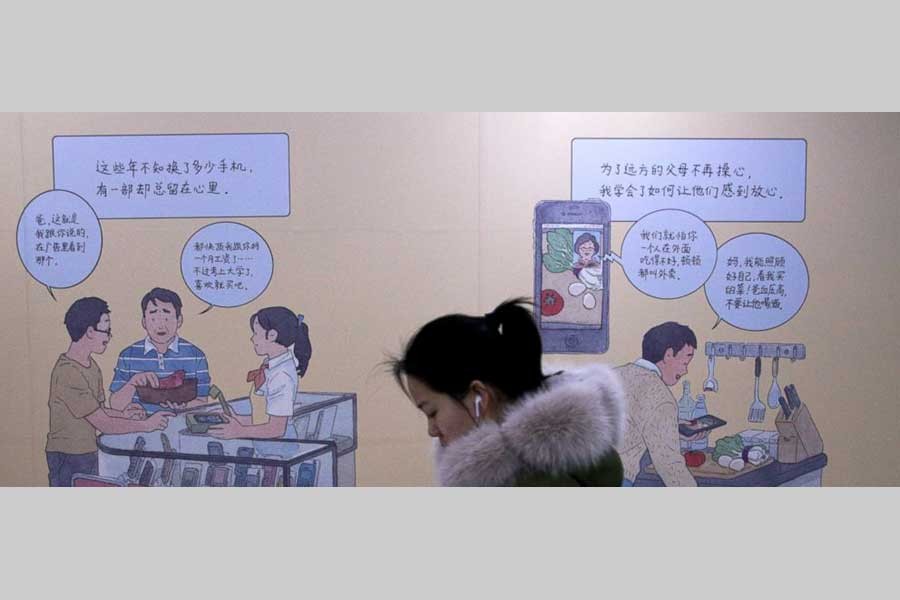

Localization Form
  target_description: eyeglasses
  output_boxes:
[93,327,112,338]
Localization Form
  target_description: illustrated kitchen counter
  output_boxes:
[632,450,828,487]
[97,391,357,487]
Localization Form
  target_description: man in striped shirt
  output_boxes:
[109,287,210,414]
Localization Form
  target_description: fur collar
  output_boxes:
[435,364,626,486]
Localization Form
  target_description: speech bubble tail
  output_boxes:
[199,304,214,315]
[46,286,57,302]
[712,317,722,330]
[603,251,624,266]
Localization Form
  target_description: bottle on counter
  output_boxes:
[677,380,695,452]
[691,393,708,451]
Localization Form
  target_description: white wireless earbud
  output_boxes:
[474,394,483,419]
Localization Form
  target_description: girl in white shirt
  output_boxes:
[210,307,311,439]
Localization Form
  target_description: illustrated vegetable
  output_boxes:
[728,457,745,471]
[684,451,706,468]
[157,370,186,389]
[543,228,574,273]
[712,435,745,462]
[742,445,768,465]
[540,289,564,316]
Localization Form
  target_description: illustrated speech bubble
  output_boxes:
[181,222,274,313]
[16,189,103,299]
[705,233,809,331]
[606,209,718,299]
[53,133,290,219]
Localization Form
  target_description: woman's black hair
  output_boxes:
[390,298,545,403]
[251,306,312,377]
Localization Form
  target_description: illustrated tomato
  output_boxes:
[540,289,564,316]
[684,451,706,468]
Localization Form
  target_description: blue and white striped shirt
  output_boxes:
[110,336,211,413]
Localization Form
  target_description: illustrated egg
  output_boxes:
[568,282,587,296]
[582,292,597,309]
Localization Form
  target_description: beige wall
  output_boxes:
[1,113,898,485]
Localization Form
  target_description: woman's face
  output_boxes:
[577,241,596,261]
[250,318,277,356]
[407,376,476,447]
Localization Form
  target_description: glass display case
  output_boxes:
[95,390,357,487]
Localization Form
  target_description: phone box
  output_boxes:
[738,429,779,458]
[775,404,823,463]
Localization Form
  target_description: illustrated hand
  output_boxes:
[129,372,159,388]
[144,411,174,431]
[678,420,710,442]
[208,415,244,440]
[123,403,147,420]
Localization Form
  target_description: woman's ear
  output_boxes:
[468,381,495,419]
[267,329,278,343]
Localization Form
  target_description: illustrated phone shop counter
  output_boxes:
[97,391,358,487]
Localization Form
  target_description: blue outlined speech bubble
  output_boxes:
[572,138,807,222]
[53,133,290,219]
[606,209,718,299]
[181,222,274,312]
[16,189,103,298]
[705,233,809,331]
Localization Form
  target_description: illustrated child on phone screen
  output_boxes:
[209,307,311,440]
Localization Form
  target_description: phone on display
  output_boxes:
[160,433,176,486]
[261,464,278,487]
[233,447,254,487]
[534,200,611,353]
[138,461,155,486]
[206,441,224,456]
[296,461,318,487]
[180,463,203,487]
[127,436,146,480]
[245,472,260,487]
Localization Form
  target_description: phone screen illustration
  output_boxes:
[539,224,606,327]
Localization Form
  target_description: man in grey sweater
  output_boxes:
[615,322,699,486]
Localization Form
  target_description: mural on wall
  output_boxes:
[533,137,826,486]
[17,133,358,487]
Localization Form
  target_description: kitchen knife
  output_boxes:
[778,396,792,419]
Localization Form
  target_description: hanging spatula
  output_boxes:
[748,356,765,423]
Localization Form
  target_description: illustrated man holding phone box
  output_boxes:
[615,322,704,487]
[46,297,172,486]
[108,287,210,414]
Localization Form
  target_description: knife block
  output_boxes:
[775,403,824,463]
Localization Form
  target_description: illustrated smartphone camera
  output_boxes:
[534,200,611,353]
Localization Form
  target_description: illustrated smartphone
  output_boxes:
[160,433,176,486]
[534,200,611,353]
[261,464,278,487]
[210,384,234,418]
[678,414,727,437]
[205,441,230,486]
[180,463,203,487]
[233,447,254,487]
[186,412,227,434]
[138,461,155,486]
[315,407,338,440]
[126,436,146,481]
[296,461,318,487]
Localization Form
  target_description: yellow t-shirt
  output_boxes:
[45,354,105,454]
